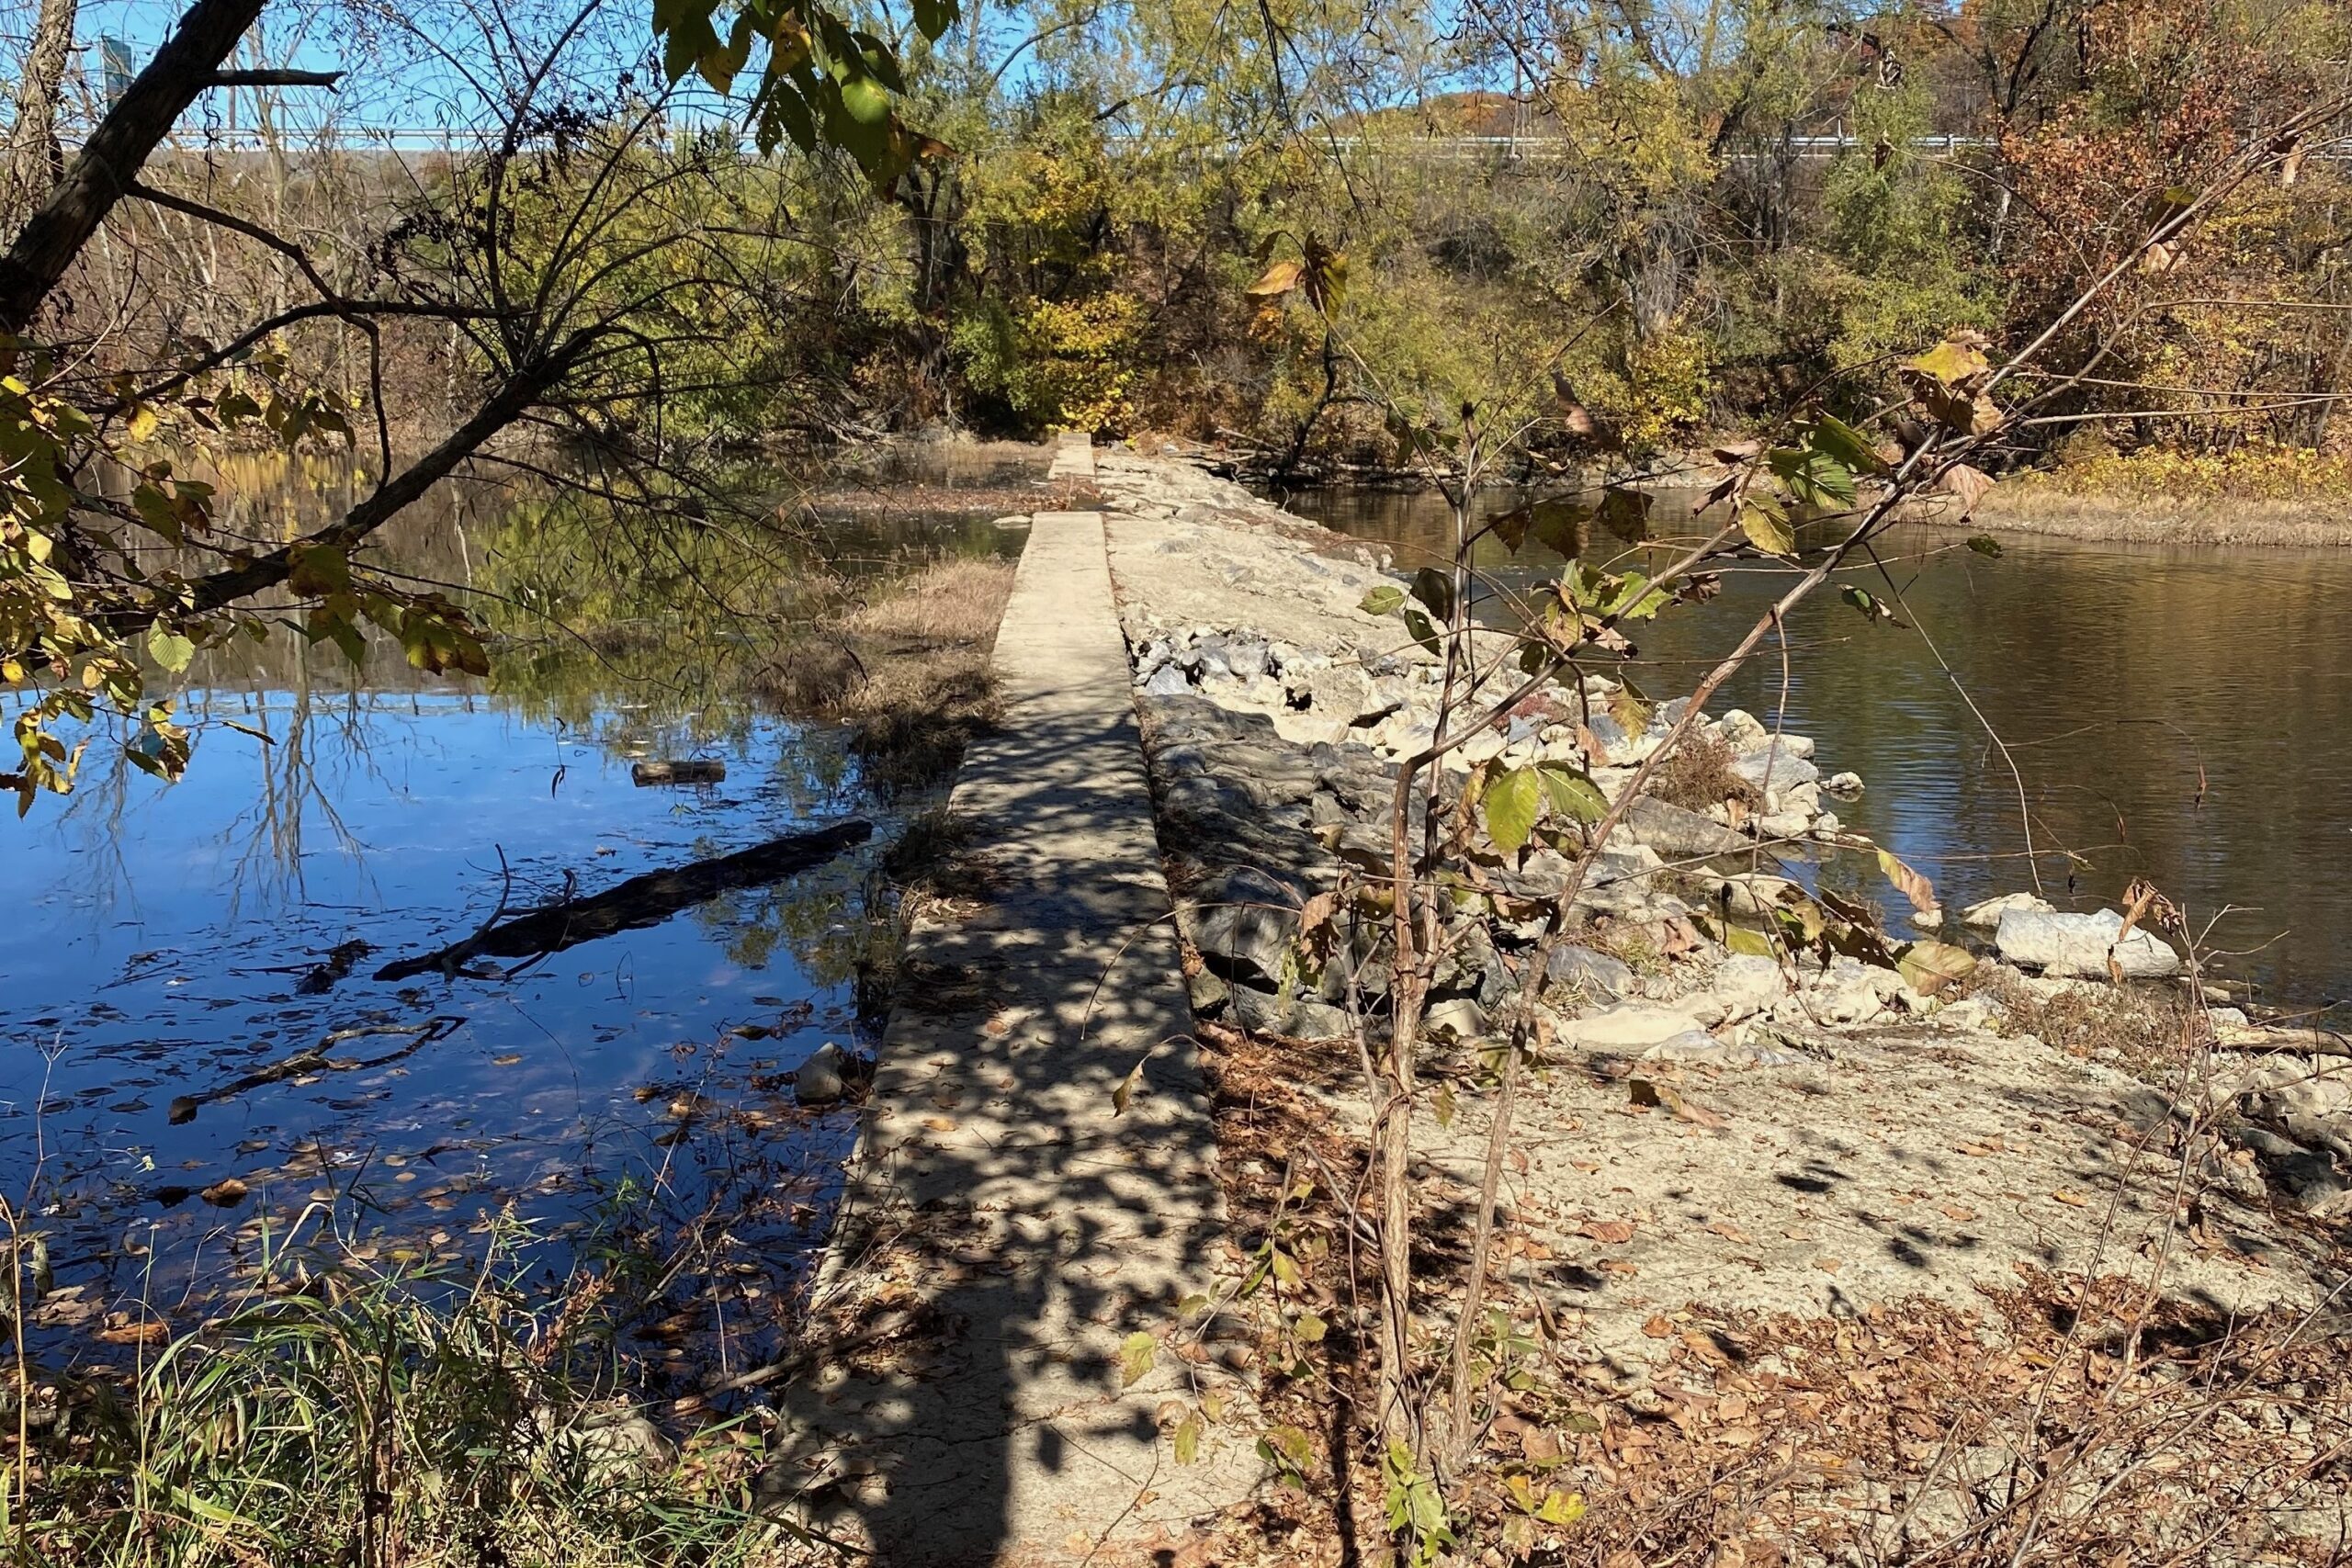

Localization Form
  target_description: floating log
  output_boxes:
[633,759,727,786]
[374,819,873,981]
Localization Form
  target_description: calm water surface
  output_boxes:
[1283,485,2352,1010]
[2,448,1036,1364]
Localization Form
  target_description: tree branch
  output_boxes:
[207,68,343,89]
[0,0,270,334]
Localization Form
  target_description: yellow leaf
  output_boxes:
[1738,502,1792,556]
[1119,1330,1157,1388]
[1246,259,1304,297]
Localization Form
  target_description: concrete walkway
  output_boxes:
[779,506,1256,1564]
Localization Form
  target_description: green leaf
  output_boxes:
[1966,534,2004,558]
[1487,502,1530,553]
[1118,1330,1157,1388]
[1483,766,1542,854]
[911,0,959,39]
[696,11,753,94]
[1841,584,1897,624]
[1600,570,1669,621]
[131,482,184,545]
[1597,486,1652,541]
[1805,412,1886,476]
[1738,500,1793,556]
[836,71,891,127]
[1401,605,1442,656]
[1294,1312,1328,1343]
[145,621,195,674]
[1536,762,1608,824]
[1409,566,1453,623]
[1358,584,1406,616]
[1525,497,1589,558]
[1723,923,1775,958]
[1769,444,1859,508]
[1534,1490,1587,1526]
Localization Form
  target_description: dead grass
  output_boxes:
[1952,486,2352,547]
[1965,964,2197,1079]
[1187,1006,2352,1568]
[756,557,1016,794]
[1649,730,1762,815]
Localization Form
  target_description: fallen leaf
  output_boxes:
[1703,1220,1751,1242]
[2051,1190,2089,1208]
[1642,1314,1673,1338]
[1813,1257,1843,1274]
[199,1179,249,1207]
[1582,1218,1636,1245]
[97,1317,171,1346]
[1119,1330,1157,1388]
[1939,1203,1977,1223]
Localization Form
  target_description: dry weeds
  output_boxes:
[1955,487,2352,547]
[757,557,1016,793]
[1188,1009,2352,1568]
[1649,730,1762,815]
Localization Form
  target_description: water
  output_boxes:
[1283,485,2352,1010]
[1,448,1038,1370]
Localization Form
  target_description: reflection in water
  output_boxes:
[1283,484,2352,1010]
[1,448,1035,1372]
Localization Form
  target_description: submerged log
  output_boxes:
[374,819,873,981]
[633,759,728,785]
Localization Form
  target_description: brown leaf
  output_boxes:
[1642,1314,1674,1338]
[1582,1218,1636,1245]
[1876,850,1939,919]
[1813,1257,1843,1274]
[97,1317,171,1346]
[1939,1203,1977,1223]
[199,1178,250,1207]
[1937,462,1996,518]
[2051,1190,2089,1208]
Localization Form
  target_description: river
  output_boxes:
[1282,484,2352,1014]
[0,446,1040,1371]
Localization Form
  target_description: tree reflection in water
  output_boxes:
[0,447,1030,1376]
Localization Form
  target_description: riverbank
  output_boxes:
[1964,483,2352,546]
[1072,449,2352,1563]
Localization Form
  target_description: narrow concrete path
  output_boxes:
[782,511,1254,1565]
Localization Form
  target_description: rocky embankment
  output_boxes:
[1071,452,2352,1322]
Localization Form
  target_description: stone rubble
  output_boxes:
[1095,450,2352,1234]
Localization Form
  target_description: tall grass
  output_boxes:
[6,1214,818,1568]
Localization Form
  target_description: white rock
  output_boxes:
[1824,772,1864,795]
[1710,954,1789,1021]
[1995,908,2181,979]
[794,1043,847,1105]
[1557,1003,1709,1050]
[1961,891,2056,930]
[1937,996,2003,1032]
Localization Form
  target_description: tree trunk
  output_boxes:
[4,0,80,231]
[0,0,269,335]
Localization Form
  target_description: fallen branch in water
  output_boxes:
[373,820,875,982]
